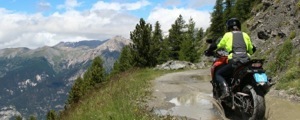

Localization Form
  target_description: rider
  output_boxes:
[206,18,254,99]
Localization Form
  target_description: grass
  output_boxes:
[297,1,300,9]
[251,2,263,13]
[289,30,296,40]
[59,68,172,120]
[266,39,293,75]
[275,52,300,95]
[276,67,300,95]
[241,22,250,34]
[263,32,300,95]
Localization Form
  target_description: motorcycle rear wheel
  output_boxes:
[241,85,266,120]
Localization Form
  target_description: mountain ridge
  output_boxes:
[0,36,131,119]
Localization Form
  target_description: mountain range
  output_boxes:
[0,36,131,119]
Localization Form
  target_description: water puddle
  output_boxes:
[154,92,224,120]
[150,69,300,120]
[265,96,300,120]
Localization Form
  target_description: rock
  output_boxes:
[278,31,286,38]
[262,0,272,7]
[169,61,186,70]
[262,0,272,11]
[155,60,202,70]
[257,31,270,40]
[270,30,286,38]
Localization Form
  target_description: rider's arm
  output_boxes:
[208,42,217,51]
[217,32,231,51]
[243,33,254,55]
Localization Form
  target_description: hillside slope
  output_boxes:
[247,0,300,94]
[199,0,300,96]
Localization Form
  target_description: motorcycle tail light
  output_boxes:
[252,63,262,68]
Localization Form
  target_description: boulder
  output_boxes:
[257,31,270,40]
[155,60,203,70]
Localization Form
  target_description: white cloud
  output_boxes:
[0,7,138,49]
[57,0,82,10]
[147,7,211,35]
[91,0,150,11]
[0,0,213,49]
[124,0,151,10]
[37,1,51,11]
[163,0,215,8]
[163,0,181,7]
[187,0,215,8]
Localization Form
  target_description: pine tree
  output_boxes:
[157,38,170,64]
[130,18,152,67]
[117,46,134,72]
[209,0,224,39]
[196,27,206,56]
[223,0,235,28]
[67,57,106,104]
[179,37,192,61]
[83,56,106,88]
[151,21,164,65]
[67,77,84,104]
[15,116,22,120]
[233,0,252,23]
[29,115,37,120]
[46,110,57,120]
[196,28,204,42]
[112,60,120,74]
[168,15,186,60]
[90,56,106,84]
[179,18,198,62]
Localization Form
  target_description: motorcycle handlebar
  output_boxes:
[205,50,228,58]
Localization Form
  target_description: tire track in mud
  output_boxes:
[147,69,227,120]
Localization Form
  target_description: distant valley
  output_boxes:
[0,36,131,119]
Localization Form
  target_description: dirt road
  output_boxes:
[147,69,225,120]
[147,69,300,120]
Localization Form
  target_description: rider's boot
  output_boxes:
[219,82,229,99]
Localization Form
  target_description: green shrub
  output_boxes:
[241,22,250,34]
[277,67,300,95]
[280,67,300,82]
[289,30,296,40]
[253,3,263,12]
[297,1,300,9]
[274,39,293,72]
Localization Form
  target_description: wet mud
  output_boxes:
[147,69,300,120]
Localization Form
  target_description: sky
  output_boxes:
[0,0,215,49]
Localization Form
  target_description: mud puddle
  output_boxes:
[265,96,300,120]
[148,69,300,120]
[147,69,225,120]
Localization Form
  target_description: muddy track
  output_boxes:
[147,69,225,120]
[147,69,300,120]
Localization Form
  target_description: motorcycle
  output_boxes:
[205,39,275,120]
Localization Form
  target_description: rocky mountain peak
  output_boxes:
[0,47,30,58]
[96,35,132,52]
[55,40,106,48]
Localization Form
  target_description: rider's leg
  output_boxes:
[215,62,234,99]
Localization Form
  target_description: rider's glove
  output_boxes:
[204,50,213,56]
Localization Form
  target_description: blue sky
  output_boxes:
[0,0,215,49]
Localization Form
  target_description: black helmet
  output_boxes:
[226,18,241,31]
